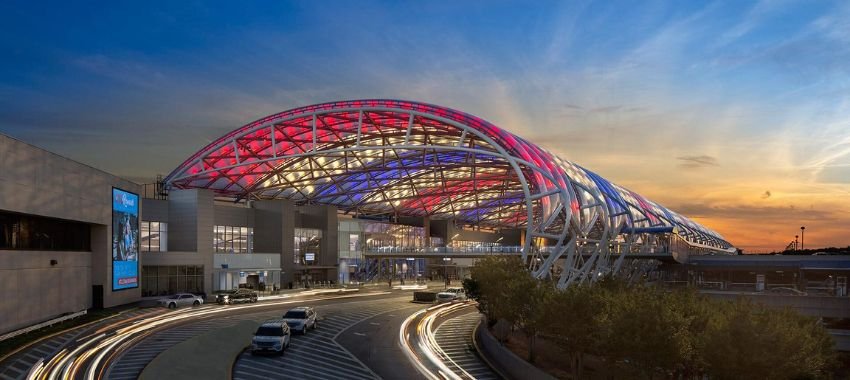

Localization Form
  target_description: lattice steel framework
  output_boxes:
[165,100,734,288]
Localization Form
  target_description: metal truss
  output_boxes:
[165,100,735,288]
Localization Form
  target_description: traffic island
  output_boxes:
[139,320,257,380]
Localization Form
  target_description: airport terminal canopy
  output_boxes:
[166,99,734,287]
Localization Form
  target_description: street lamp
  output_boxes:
[795,235,799,251]
[800,226,805,251]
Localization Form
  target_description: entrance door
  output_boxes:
[246,274,260,290]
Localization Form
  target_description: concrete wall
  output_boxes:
[213,253,280,270]
[0,134,137,224]
[164,189,214,295]
[214,202,253,227]
[0,250,91,334]
[141,198,169,222]
[0,134,142,329]
[253,199,296,284]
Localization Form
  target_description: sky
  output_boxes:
[1,1,849,252]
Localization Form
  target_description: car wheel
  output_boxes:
[302,326,307,335]
[312,321,317,330]
[193,300,200,306]
[252,297,257,303]
[168,303,176,309]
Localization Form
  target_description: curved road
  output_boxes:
[1,290,499,380]
[1,289,397,380]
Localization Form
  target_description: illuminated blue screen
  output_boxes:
[112,188,139,291]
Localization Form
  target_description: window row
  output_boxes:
[214,225,253,253]
[141,265,205,297]
[0,210,91,251]
[141,221,168,252]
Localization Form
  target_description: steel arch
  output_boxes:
[165,99,734,288]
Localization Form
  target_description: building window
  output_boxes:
[294,228,321,265]
[141,265,204,297]
[0,210,90,251]
[214,225,253,253]
[141,221,168,252]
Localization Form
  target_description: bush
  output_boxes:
[469,257,838,379]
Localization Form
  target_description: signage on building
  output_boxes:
[305,253,316,262]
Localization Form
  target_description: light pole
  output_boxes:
[795,235,799,251]
[800,226,805,251]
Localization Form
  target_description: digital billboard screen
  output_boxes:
[112,188,139,291]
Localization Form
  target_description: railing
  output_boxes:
[365,246,540,254]
[0,310,87,343]
[364,245,673,257]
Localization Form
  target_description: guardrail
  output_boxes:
[0,310,87,343]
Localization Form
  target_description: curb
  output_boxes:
[229,345,251,380]
[471,315,511,380]
[0,308,137,365]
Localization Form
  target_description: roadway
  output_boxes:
[0,288,499,380]
[399,302,498,380]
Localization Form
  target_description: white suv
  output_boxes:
[251,320,291,355]
[436,288,467,303]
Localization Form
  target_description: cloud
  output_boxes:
[676,155,719,169]
[674,203,837,221]
[760,190,771,199]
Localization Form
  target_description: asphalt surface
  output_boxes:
[399,302,501,380]
[1,287,499,380]
[233,295,425,380]
[433,312,498,380]
[0,288,399,380]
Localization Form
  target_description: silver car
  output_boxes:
[282,307,318,335]
[251,320,291,355]
[158,293,204,309]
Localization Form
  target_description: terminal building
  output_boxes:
[2,99,740,334]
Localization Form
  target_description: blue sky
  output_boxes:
[1,1,849,250]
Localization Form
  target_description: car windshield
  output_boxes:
[283,310,307,319]
[255,326,284,337]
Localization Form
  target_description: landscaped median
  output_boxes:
[473,315,555,380]
[139,320,258,380]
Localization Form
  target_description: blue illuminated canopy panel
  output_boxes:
[165,99,734,285]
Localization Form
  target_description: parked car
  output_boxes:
[766,287,807,296]
[158,293,204,309]
[251,319,291,355]
[435,288,467,303]
[215,289,259,305]
[282,306,318,335]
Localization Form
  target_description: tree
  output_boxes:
[702,299,837,380]
[541,283,606,379]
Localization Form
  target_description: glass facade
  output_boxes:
[449,240,502,249]
[141,221,168,252]
[141,265,204,297]
[294,228,322,265]
[214,225,253,253]
[0,210,90,251]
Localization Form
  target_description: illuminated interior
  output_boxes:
[166,99,734,287]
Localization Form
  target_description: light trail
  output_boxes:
[22,290,391,380]
[399,302,478,380]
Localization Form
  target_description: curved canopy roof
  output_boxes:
[165,99,733,254]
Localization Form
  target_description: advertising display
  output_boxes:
[112,188,139,290]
